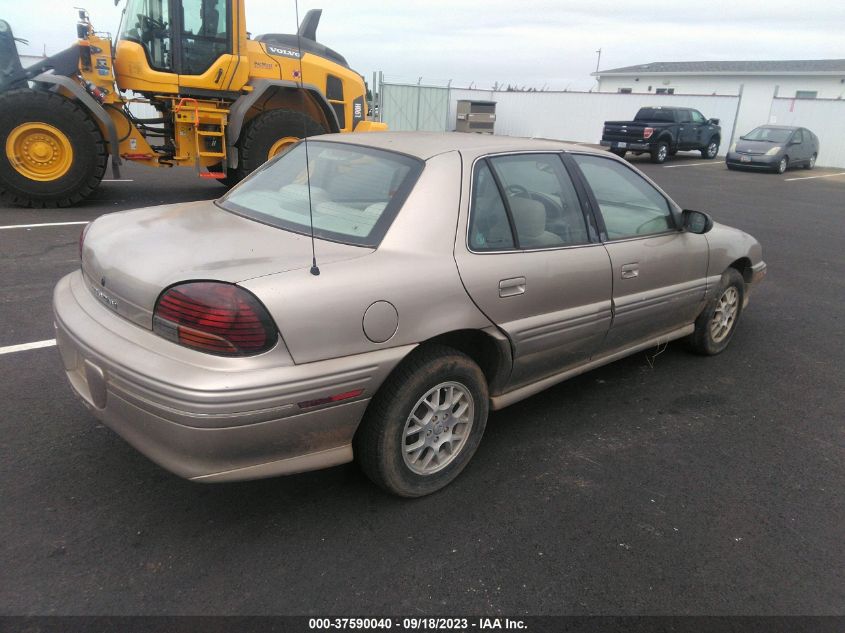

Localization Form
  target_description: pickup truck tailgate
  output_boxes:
[603,122,649,142]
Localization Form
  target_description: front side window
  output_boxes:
[572,154,674,239]
[120,0,172,70]
[180,0,230,75]
[219,142,423,247]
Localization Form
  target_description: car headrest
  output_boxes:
[510,197,547,238]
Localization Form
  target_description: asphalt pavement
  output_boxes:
[1,153,843,615]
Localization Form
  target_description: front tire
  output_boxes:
[0,89,107,208]
[238,109,326,178]
[354,345,489,497]
[701,137,719,159]
[775,156,788,174]
[689,268,745,356]
[650,141,669,164]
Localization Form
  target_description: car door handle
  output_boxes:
[620,263,639,279]
[499,277,526,297]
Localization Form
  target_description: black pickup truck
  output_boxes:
[601,106,722,164]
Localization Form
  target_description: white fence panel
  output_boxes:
[445,89,740,156]
[768,98,845,168]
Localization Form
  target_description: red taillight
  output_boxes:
[153,282,278,356]
[643,127,654,139]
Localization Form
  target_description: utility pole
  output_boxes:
[595,48,602,90]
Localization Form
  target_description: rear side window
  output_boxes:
[468,154,590,251]
[219,141,423,247]
[572,154,674,239]
[488,155,589,248]
[469,162,515,251]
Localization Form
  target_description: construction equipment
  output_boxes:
[0,2,385,207]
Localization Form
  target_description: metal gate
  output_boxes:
[379,83,449,132]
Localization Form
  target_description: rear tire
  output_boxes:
[238,109,326,178]
[354,344,489,497]
[689,268,745,356]
[701,137,719,159]
[650,141,669,164]
[0,89,107,208]
[804,153,816,170]
[610,148,626,158]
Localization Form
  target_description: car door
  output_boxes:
[454,153,613,389]
[788,129,806,165]
[688,109,709,147]
[569,153,709,353]
[676,109,696,149]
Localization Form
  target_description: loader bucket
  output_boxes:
[0,20,25,92]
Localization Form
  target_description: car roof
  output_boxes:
[755,125,799,130]
[312,131,592,160]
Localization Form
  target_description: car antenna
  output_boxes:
[294,0,320,276]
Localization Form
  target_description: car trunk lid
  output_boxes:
[80,200,371,329]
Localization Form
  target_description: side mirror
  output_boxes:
[789,139,801,145]
[683,209,713,234]
[708,118,720,125]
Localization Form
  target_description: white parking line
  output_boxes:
[0,221,89,230]
[663,162,724,169]
[784,172,845,182]
[0,339,56,355]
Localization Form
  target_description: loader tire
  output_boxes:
[0,89,107,208]
[238,109,325,177]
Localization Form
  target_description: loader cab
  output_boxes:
[116,0,235,89]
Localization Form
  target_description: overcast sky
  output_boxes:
[6,0,844,90]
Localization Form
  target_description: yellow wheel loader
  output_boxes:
[0,1,385,208]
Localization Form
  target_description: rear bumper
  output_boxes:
[53,271,413,482]
[601,140,651,151]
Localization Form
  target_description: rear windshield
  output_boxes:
[634,108,676,123]
[218,141,423,247]
[742,127,793,143]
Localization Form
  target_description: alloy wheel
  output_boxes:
[710,286,739,343]
[402,381,475,475]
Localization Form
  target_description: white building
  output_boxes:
[593,59,845,140]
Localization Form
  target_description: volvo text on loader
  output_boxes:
[0,1,385,207]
